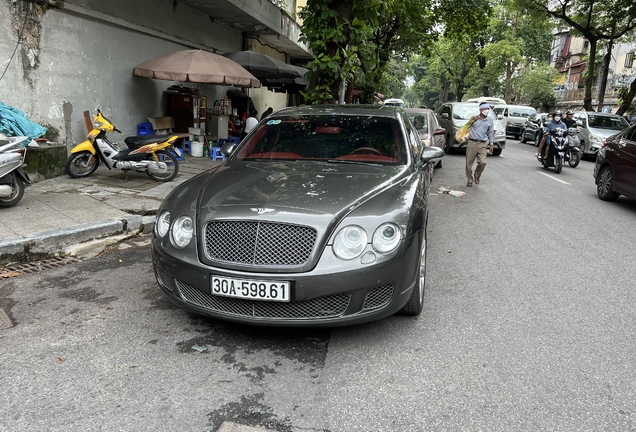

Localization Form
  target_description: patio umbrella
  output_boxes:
[261,65,309,93]
[133,49,261,88]
[222,51,301,80]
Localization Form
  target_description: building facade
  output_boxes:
[0,0,311,148]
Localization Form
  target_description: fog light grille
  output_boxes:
[362,284,394,311]
[154,265,174,292]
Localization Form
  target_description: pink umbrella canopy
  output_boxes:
[133,49,261,88]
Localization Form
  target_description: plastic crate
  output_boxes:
[137,122,153,136]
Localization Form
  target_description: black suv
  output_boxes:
[520,113,550,146]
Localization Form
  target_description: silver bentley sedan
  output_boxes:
[151,104,444,326]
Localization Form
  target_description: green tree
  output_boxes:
[516,63,559,111]
[524,0,636,111]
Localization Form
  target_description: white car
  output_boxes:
[383,98,405,108]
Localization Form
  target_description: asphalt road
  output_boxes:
[1,139,635,432]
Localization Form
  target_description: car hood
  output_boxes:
[195,161,406,224]
[587,126,626,138]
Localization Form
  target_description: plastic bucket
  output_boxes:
[190,141,203,157]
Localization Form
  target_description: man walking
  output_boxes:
[465,103,494,187]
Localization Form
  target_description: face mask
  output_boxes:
[481,110,490,116]
[554,116,561,122]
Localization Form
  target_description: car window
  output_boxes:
[402,112,422,159]
[453,106,478,120]
[235,115,406,164]
[587,115,629,131]
[622,126,636,142]
[493,107,504,116]
[509,108,535,118]
[407,113,429,134]
[528,113,536,122]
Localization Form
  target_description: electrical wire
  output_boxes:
[0,12,28,83]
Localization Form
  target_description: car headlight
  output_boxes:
[589,133,602,144]
[495,129,505,137]
[156,211,170,238]
[372,223,401,253]
[170,215,194,248]
[333,225,367,260]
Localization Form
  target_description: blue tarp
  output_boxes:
[0,101,47,140]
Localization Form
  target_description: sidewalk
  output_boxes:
[0,153,222,262]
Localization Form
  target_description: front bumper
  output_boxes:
[151,233,421,327]
[506,123,523,135]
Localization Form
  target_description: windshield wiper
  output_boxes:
[325,159,382,166]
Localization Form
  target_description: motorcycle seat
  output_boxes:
[124,134,172,149]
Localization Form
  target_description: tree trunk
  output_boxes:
[597,32,614,112]
[583,39,597,111]
[616,78,636,116]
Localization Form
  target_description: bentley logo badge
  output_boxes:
[250,208,275,215]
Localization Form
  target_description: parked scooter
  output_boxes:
[537,127,575,174]
[65,110,179,182]
[565,128,582,168]
[0,135,37,207]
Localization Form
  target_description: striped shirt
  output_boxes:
[469,115,494,145]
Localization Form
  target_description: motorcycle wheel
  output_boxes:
[534,133,541,147]
[146,150,179,182]
[554,155,563,174]
[0,173,24,208]
[66,151,99,178]
[568,150,581,168]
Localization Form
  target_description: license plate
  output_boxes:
[210,275,290,302]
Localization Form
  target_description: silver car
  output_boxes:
[151,104,444,327]
[573,111,630,158]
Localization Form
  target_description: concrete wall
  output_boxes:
[0,0,249,149]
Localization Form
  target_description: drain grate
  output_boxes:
[0,256,83,278]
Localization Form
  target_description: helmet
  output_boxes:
[566,110,574,115]
[553,110,563,116]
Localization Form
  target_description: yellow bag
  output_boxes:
[455,117,476,143]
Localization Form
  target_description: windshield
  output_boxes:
[509,108,535,118]
[453,105,498,121]
[407,113,429,134]
[235,115,406,164]
[588,115,629,131]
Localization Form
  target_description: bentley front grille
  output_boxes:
[175,279,350,320]
[204,221,317,266]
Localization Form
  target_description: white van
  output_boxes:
[492,104,536,140]
[383,98,405,108]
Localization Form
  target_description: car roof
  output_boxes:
[577,111,624,117]
[384,98,404,104]
[493,104,536,109]
[404,108,433,114]
[272,104,403,119]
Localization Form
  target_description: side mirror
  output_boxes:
[434,127,446,136]
[441,113,449,119]
[576,120,583,127]
[497,115,504,120]
[221,142,237,157]
[420,146,444,163]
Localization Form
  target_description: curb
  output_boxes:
[0,215,156,260]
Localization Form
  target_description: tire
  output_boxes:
[534,133,541,147]
[435,158,443,169]
[445,134,454,154]
[514,134,520,140]
[146,150,179,182]
[554,155,563,174]
[568,150,581,168]
[0,173,25,208]
[596,165,620,201]
[520,130,527,143]
[66,151,99,178]
[492,148,502,156]
[401,229,427,316]
[579,141,586,160]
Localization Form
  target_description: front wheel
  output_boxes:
[520,130,527,143]
[66,151,99,178]
[401,229,427,316]
[445,135,455,154]
[146,150,179,182]
[0,173,25,208]
[534,133,541,147]
[568,150,581,168]
[554,155,563,174]
[597,166,620,201]
[492,148,502,156]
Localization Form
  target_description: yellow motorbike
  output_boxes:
[65,110,179,182]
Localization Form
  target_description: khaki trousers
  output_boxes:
[465,139,488,181]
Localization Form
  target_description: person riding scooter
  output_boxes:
[536,110,567,160]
